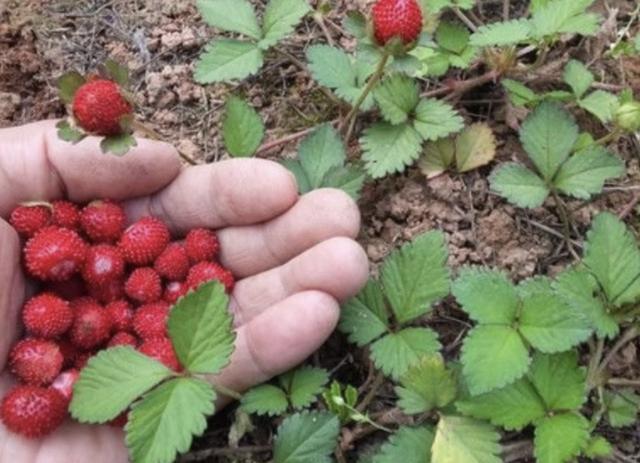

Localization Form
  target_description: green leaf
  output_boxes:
[520,102,578,181]
[282,160,311,194]
[194,40,263,83]
[344,11,368,41]
[452,267,518,324]
[531,0,600,39]
[70,347,173,423]
[260,0,311,49]
[340,279,390,346]
[241,384,289,416]
[418,137,455,178]
[579,90,619,123]
[168,281,235,374]
[283,366,329,410]
[222,96,264,157]
[374,75,420,125]
[56,119,86,144]
[372,426,434,463]
[298,124,346,189]
[100,133,137,156]
[436,21,470,54]
[126,377,215,463]
[413,98,464,141]
[534,412,590,463]
[431,415,502,463]
[461,325,530,395]
[306,45,355,90]
[563,60,593,98]
[382,231,450,323]
[470,19,532,47]
[361,122,423,179]
[456,378,546,431]
[455,123,496,173]
[57,71,86,104]
[273,411,340,463]
[583,212,640,306]
[502,79,539,107]
[604,389,640,427]
[583,436,613,459]
[396,354,456,414]
[529,352,586,411]
[104,59,130,87]
[197,0,261,39]
[323,165,366,200]
[490,163,550,208]
[553,145,624,199]
[370,328,441,380]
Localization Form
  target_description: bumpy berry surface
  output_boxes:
[133,302,170,340]
[9,339,63,386]
[82,244,125,286]
[119,217,170,265]
[24,226,88,281]
[139,338,181,371]
[22,293,73,339]
[154,242,189,281]
[108,332,138,348]
[80,200,126,243]
[125,267,162,303]
[372,0,423,45]
[88,278,125,304]
[163,281,188,304]
[51,200,80,230]
[69,298,112,349]
[10,205,52,238]
[105,300,134,332]
[72,79,132,136]
[51,369,80,402]
[186,262,235,293]
[185,229,219,263]
[0,386,67,438]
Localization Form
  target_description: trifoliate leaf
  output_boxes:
[490,163,549,208]
[126,377,215,463]
[461,325,530,395]
[361,122,423,178]
[273,411,340,463]
[455,123,496,173]
[196,0,261,39]
[241,384,288,416]
[431,415,502,463]
[297,124,346,189]
[57,71,86,104]
[413,98,464,141]
[370,328,441,380]
[260,0,311,49]
[282,366,330,410]
[322,164,366,200]
[100,133,137,156]
[436,21,470,54]
[563,60,593,98]
[71,347,173,423]
[340,279,390,346]
[517,276,553,297]
[470,19,532,47]
[222,96,264,157]
[520,102,578,181]
[195,40,263,83]
[56,119,86,144]
[604,389,640,427]
[418,137,455,178]
[533,412,590,463]
[168,281,235,374]
[306,45,356,90]
[583,212,640,307]
[374,75,420,125]
[452,267,518,324]
[583,436,613,459]
[372,426,434,463]
[531,0,600,39]
[381,231,450,324]
[456,378,546,431]
[502,79,539,107]
[396,354,457,414]
[529,352,586,411]
[578,90,619,123]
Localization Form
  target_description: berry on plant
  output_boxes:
[22,293,73,339]
[72,79,133,136]
[119,217,171,265]
[0,386,67,438]
[24,226,88,281]
[125,267,162,303]
[139,338,181,371]
[80,200,126,243]
[185,229,219,263]
[9,339,64,386]
[186,262,235,293]
[154,242,189,281]
[372,0,423,46]
[9,204,51,238]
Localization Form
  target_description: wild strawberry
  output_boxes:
[0,385,67,438]
[22,293,73,339]
[9,204,52,238]
[119,217,170,265]
[51,369,80,402]
[46,276,86,300]
[133,302,170,340]
[186,262,235,293]
[74,352,93,370]
[372,0,423,46]
[69,298,112,349]
[125,267,162,303]
[51,200,80,230]
[82,244,125,286]
[24,226,88,281]
[184,229,219,263]
[139,338,181,371]
[9,338,63,386]
[72,79,133,136]
[105,300,133,332]
[163,281,188,305]
[80,200,126,243]
[88,278,125,304]
[154,242,189,281]
[108,332,138,348]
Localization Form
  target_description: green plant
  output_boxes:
[222,96,265,157]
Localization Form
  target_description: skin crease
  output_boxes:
[0,121,369,463]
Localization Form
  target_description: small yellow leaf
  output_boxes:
[418,138,455,179]
[455,123,497,173]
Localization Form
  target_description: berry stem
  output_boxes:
[130,121,198,166]
[210,382,243,401]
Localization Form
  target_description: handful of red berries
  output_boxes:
[1,199,234,438]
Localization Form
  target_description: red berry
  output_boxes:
[139,338,181,371]
[0,385,67,438]
[69,298,112,349]
[82,244,125,286]
[51,369,80,402]
[51,200,80,230]
[46,276,86,300]
[109,410,129,428]
[108,331,138,348]
[163,281,188,304]
[22,293,73,339]
[133,302,170,340]
[184,229,219,263]
[9,338,63,386]
[154,242,189,281]
[74,352,93,370]
[125,267,162,303]
[105,300,133,332]
[9,204,52,238]
[372,0,423,46]
[72,79,133,136]
[119,217,170,265]
[88,278,125,304]
[186,262,235,293]
[80,200,126,243]
[24,226,88,281]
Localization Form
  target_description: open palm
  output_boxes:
[0,121,368,463]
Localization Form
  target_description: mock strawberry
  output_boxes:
[119,217,170,265]
[82,244,125,286]
[22,293,73,339]
[80,200,126,243]
[69,298,112,349]
[105,300,134,332]
[133,301,170,340]
[372,0,423,46]
[88,278,125,304]
[154,242,189,281]
[139,338,181,371]
[24,226,88,281]
[9,204,52,238]
[163,281,188,305]
[0,385,67,438]
[125,267,162,303]
[74,352,93,370]
[186,262,235,293]
[51,200,80,230]
[51,369,80,402]
[108,331,138,348]
[9,338,63,386]
[72,79,133,136]
[184,228,219,263]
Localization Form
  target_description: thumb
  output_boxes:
[0,219,24,371]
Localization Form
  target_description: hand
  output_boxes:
[0,121,369,463]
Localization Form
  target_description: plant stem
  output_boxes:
[594,129,622,147]
[587,337,605,390]
[211,382,243,401]
[550,189,579,260]
[608,377,640,387]
[595,325,640,382]
[131,120,198,165]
